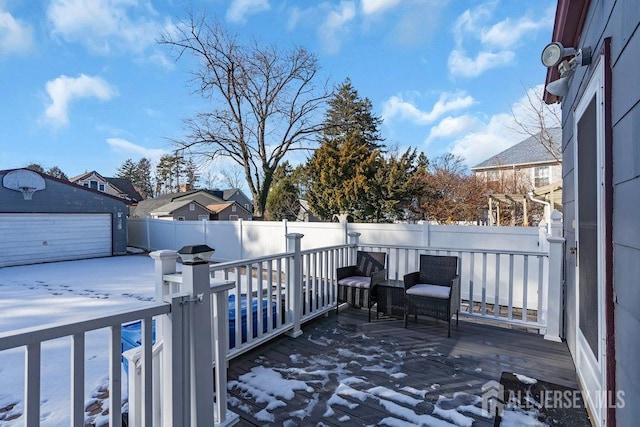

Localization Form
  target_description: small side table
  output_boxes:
[375,280,405,319]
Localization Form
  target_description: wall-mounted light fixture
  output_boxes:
[541,42,592,97]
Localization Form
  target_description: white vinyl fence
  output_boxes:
[128,218,544,261]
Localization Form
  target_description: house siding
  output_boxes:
[170,204,211,221]
[558,0,640,422]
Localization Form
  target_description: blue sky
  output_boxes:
[0,0,559,184]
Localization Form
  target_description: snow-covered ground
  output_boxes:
[0,254,552,426]
[0,254,156,426]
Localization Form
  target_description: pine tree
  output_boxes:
[265,162,301,221]
[306,80,383,221]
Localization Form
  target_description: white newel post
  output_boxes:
[149,250,179,426]
[181,257,216,426]
[544,210,565,342]
[347,232,361,264]
[286,233,304,338]
[210,280,239,426]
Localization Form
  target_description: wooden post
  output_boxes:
[544,210,565,342]
[286,233,304,338]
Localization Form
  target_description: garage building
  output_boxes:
[0,169,127,267]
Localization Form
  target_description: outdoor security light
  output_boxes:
[542,42,592,98]
[177,244,215,264]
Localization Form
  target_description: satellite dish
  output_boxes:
[2,169,46,200]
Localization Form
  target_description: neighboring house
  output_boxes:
[70,171,143,204]
[133,190,251,221]
[471,128,562,226]
[150,199,213,221]
[210,188,253,216]
[206,201,251,221]
[297,200,321,222]
[543,2,637,425]
[471,128,562,192]
[0,168,127,267]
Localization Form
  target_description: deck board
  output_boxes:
[226,307,588,426]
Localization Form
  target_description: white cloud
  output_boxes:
[106,138,166,162]
[447,49,515,78]
[382,91,475,125]
[226,0,271,24]
[481,10,553,49]
[426,115,481,143]
[0,8,34,56]
[318,1,356,54]
[47,0,165,57]
[449,85,561,167]
[360,0,401,15]
[449,2,551,78]
[43,74,117,127]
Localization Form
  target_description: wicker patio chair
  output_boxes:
[403,254,460,337]
[336,250,387,322]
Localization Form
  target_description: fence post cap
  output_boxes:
[149,249,179,260]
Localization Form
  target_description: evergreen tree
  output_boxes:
[154,154,198,194]
[306,80,383,221]
[116,158,154,199]
[265,162,301,221]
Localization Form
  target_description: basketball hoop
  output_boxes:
[19,187,37,200]
[2,169,46,200]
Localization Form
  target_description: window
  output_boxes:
[486,170,499,182]
[198,215,209,221]
[245,203,250,210]
[177,216,185,221]
[99,184,105,192]
[83,183,89,188]
[232,205,237,213]
[90,180,98,190]
[534,166,550,187]
[229,215,239,221]
[189,203,195,211]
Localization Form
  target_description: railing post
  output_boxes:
[181,258,216,426]
[163,292,189,427]
[286,233,304,338]
[538,220,549,252]
[149,249,179,426]
[347,232,361,264]
[544,210,564,342]
[210,281,240,426]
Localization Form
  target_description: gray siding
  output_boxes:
[0,173,128,255]
[171,204,211,221]
[560,0,640,421]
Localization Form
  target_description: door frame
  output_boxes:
[573,56,607,426]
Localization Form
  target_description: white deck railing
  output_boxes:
[0,212,564,426]
[0,303,169,427]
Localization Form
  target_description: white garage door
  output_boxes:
[0,213,112,267]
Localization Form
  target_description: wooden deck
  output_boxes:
[226,307,589,426]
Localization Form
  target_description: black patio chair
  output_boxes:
[403,254,460,337]
[336,250,387,322]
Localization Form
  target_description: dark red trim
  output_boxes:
[543,0,592,104]
[602,37,616,427]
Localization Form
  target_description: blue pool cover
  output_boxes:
[122,294,278,372]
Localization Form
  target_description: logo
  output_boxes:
[481,380,504,416]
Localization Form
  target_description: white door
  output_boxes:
[0,213,112,267]
[573,58,607,426]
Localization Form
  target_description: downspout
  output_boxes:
[527,192,550,233]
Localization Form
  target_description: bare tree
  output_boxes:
[159,13,330,218]
[221,165,244,189]
[510,85,562,162]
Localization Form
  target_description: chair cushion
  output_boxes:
[406,284,450,299]
[338,276,371,289]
